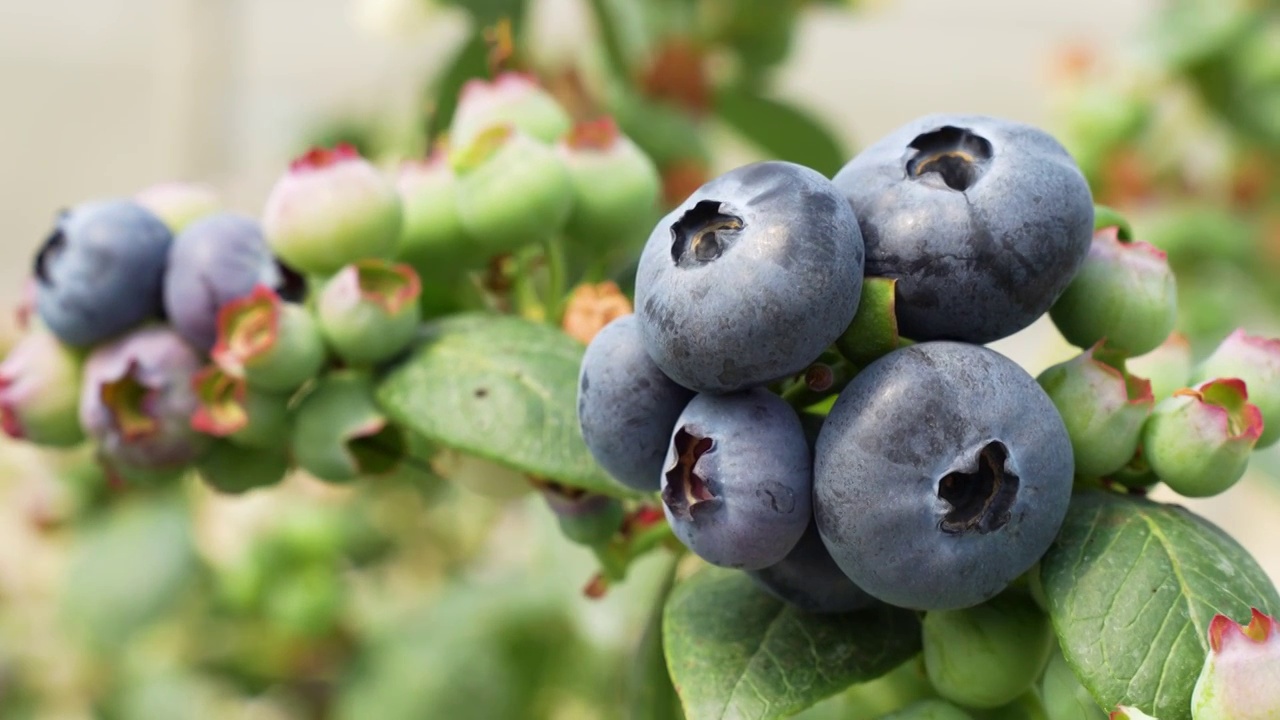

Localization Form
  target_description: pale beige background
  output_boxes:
[2,0,1278,584]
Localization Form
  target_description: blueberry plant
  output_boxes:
[3,2,1280,719]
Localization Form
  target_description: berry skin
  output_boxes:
[454,125,574,256]
[577,314,694,492]
[449,72,572,149]
[832,114,1093,344]
[262,144,403,276]
[1042,649,1107,720]
[79,326,211,475]
[1192,329,1280,448]
[395,149,486,276]
[660,388,811,570]
[212,286,328,393]
[316,260,421,366]
[1142,378,1262,498]
[34,200,172,347]
[747,521,874,614]
[635,161,864,393]
[164,213,297,352]
[814,342,1073,611]
[0,327,85,447]
[881,700,975,720]
[922,591,1054,709]
[1126,332,1192,403]
[557,118,661,254]
[1049,227,1178,357]
[197,440,290,494]
[1191,608,1280,720]
[135,181,221,233]
[1036,345,1154,480]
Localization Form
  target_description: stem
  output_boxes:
[512,248,545,321]
[543,236,569,325]
[781,359,857,411]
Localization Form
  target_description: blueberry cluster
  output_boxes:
[2,151,423,490]
[1,71,663,495]
[579,114,1102,611]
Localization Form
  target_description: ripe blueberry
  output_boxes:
[635,161,864,393]
[577,315,694,492]
[814,341,1073,610]
[832,114,1093,344]
[34,200,172,347]
[164,213,300,352]
[747,521,874,614]
[660,388,811,570]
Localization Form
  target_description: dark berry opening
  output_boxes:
[669,200,744,267]
[348,424,407,476]
[906,126,993,191]
[33,227,66,286]
[662,427,717,520]
[275,261,308,303]
[937,441,1018,534]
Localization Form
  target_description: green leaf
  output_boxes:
[375,313,626,497]
[1039,491,1280,720]
[61,494,199,650]
[714,87,847,177]
[663,567,922,720]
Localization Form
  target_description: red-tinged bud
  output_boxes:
[262,144,403,275]
[0,328,84,446]
[1142,378,1263,497]
[1191,608,1280,720]
[212,286,327,393]
[316,260,421,365]
[450,72,572,149]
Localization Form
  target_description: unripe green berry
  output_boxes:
[1192,329,1280,447]
[1050,227,1177,357]
[0,327,85,447]
[212,286,327,393]
[197,440,290,494]
[882,699,975,720]
[1042,649,1106,720]
[291,371,404,483]
[317,260,421,365]
[1126,333,1192,403]
[923,591,1054,709]
[190,365,291,449]
[135,181,221,234]
[449,72,572,149]
[1143,378,1262,497]
[454,125,574,256]
[557,118,660,254]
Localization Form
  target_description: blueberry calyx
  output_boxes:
[937,441,1017,534]
[906,126,993,191]
[669,200,743,266]
[99,361,160,441]
[662,427,717,520]
[34,227,67,286]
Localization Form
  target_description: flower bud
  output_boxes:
[454,125,574,256]
[262,144,403,275]
[190,365,290,449]
[0,328,85,446]
[1191,608,1280,720]
[291,371,404,483]
[1127,332,1192,402]
[316,260,421,365]
[1050,227,1177,357]
[197,440,290,494]
[212,286,327,393]
[1143,378,1263,497]
[80,326,210,474]
[449,72,572,149]
[1038,345,1154,479]
[556,118,660,253]
[135,181,221,233]
[1192,329,1280,448]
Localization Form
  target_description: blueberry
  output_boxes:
[832,115,1093,344]
[578,315,694,492]
[34,200,172,347]
[635,161,864,394]
[660,387,811,570]
[164,213,298,352]
[813,342,1073,610]
[747,521,874,614]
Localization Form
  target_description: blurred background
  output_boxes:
[1,0,1279,718]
